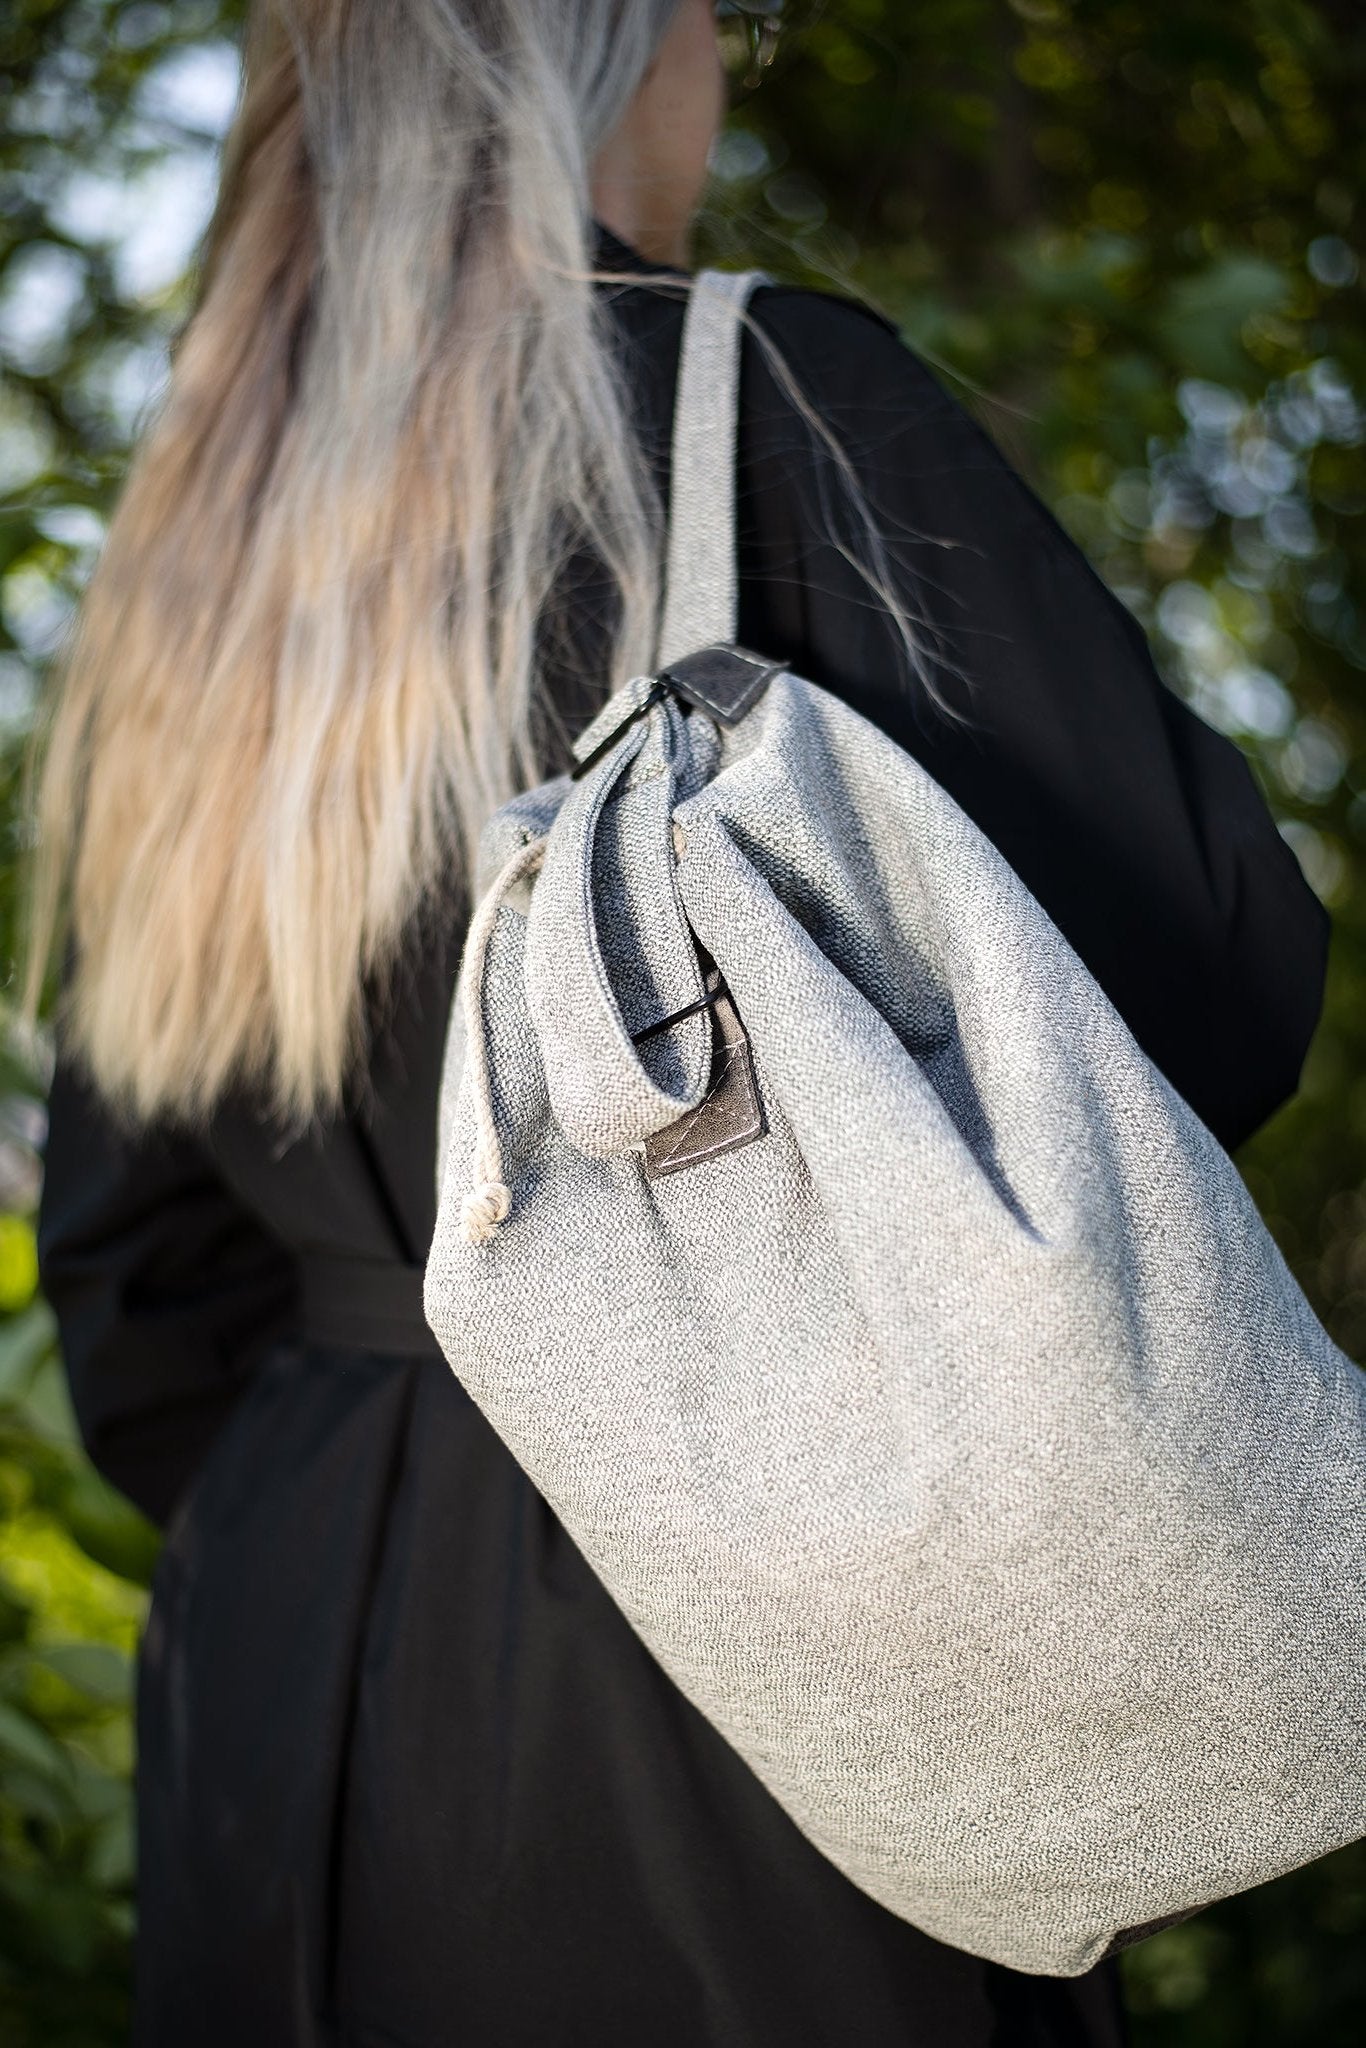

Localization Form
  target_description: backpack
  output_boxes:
[424,267,1366,1975]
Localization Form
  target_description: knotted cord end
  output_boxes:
[460,1180,511,1246]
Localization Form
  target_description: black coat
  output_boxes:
[38,222,1331,2048]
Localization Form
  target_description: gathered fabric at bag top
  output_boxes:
[424,267,1366,1978]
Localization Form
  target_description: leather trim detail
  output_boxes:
[643,983,766,1179]
[660,643,787,726]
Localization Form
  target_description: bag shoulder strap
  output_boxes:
[655,266,770,669]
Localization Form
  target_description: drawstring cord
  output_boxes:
[458,832,548,1246]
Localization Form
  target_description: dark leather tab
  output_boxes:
[643,983,766,1179]
[659,644,786,726]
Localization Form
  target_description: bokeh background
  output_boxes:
[1,1,1363,2041]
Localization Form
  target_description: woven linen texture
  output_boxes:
[425,270,1366,1977]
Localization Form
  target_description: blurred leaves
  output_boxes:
[0,1119,152,2042]
[0,1,1364,2042]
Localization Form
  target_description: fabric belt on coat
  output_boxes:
[298,1254,445,1359]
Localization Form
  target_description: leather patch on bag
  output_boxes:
[660,644,786,726]
[643,984,766,1179]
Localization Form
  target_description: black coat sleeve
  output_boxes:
[36,1056,299,1529]
[736,288,1332,1153]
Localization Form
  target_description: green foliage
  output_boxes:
[0,2,1363,2040]
[0,1213,156,2047]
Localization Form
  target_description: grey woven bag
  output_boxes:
[424,268,1366,1976]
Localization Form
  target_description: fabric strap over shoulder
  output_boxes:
[656,266,770,667]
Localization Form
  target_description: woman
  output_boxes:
[29,2,1330,2043]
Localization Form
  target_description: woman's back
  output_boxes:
[35,219,1328,2046]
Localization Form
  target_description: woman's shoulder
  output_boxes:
[739,278,1056,543]
[744,277,941,403]
[748,277,904,342]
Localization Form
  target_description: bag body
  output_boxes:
[424,269,1366,1977]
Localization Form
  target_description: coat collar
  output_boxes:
[590,217,692,284]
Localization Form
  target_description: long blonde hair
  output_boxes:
[24,0,942,1129]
